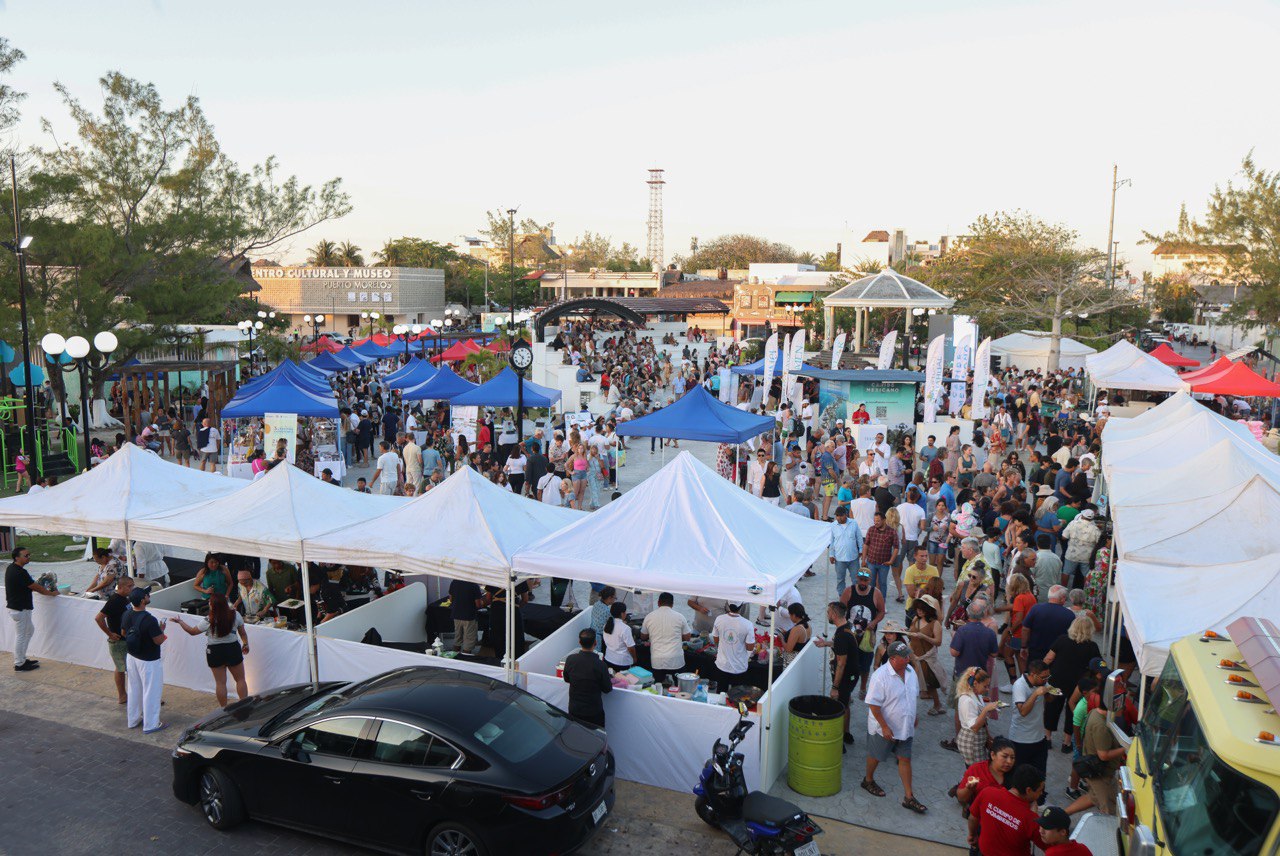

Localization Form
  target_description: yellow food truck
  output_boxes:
[1074,617,1280,855]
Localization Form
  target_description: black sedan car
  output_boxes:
[172,666,615,855]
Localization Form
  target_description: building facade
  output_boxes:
[732,264,842,339]
[251,265,446,336]
[535,270,662,300]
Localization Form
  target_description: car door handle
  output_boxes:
[324,775,346,784]
[410,789,435,801]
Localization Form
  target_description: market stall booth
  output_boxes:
[1084,340,1189,409]
[1147,342,1200,368]
[514,451,831,792]
[383,357,438,390]
[989,331,1096,373]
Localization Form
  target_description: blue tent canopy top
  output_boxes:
[222,369,339,418]
[384,358,438,390]
[352,340,401,360]
[237,362,331,398]
[730,358,823,376]
[448,367,561,409]
[334,347,375,367]
[307,351,361,374]
[400,364,478,402]
[615,384,774,443]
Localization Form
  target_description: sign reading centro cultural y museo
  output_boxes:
[818,379,917,431]
[251,266,444,313]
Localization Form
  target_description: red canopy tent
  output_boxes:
[1191,361,1280,397]
[1180,356,1234,383]
[301,335,343,354]
[1148,343,1200,368]
[353,333,395,347]
[431,338,483,363]
[486,337,529,353]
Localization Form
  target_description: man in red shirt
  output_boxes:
[1037,805,1093,855]
[967,765,1047,855]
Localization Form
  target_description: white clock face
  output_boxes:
[512,347,533,369]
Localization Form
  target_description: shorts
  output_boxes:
[199,451,218,464]
[928,541,947,555]
[1085,774,1118,812]
[1007,636,1022,652]
[833,678,855,705]
[108,639,128,673]
[206,641,244,669]
[822,481,836,497]
[867,732,913,761]
[572,471,587,481]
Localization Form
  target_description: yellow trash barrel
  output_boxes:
[787,695,845,797]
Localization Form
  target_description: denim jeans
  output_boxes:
[868,563,892,599]
[833,560,855,592]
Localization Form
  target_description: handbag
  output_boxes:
[1072,755,1106,780]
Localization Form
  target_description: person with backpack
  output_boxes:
[122,587,168,733]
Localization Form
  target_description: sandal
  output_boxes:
[947,784,959,798]
[940,739,959,752]
[860,778,886,798]
[927,706,946,716]
[895,595,905,603]
[902,796,928,814]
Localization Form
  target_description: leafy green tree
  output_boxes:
[0,38,25,142]
[928,211,1139,371]
[816,251,843,272]
[10,71,349,396]
[308,239,342,266]
[1144,154,1280,324]
[1151,275,1197,323]
[677,234,799,271]
[336,241,364,266]
[479,209,553,263]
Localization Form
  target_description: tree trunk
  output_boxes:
[1048,292,1063,372]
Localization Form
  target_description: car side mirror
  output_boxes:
[281,738,310,764]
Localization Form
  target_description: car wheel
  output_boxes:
[426,821,489,856]
[198,767,246,830]
[694,795,719,828]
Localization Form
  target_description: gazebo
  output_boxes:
[820,270,954,354]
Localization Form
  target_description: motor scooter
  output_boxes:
[693,705,823,856]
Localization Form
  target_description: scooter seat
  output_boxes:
[742,792,801,826]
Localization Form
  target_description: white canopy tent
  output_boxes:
[1113,474,1280,557]
[0,444,240,539]
[1105,437,1280,508]
[1100,405,1257,481]
[1099,391,1200,443]
[989,331,1096,373]
[129,463,407,684]
[514,450,832,605]
[305,466,584,587]
[1085,340,1189,393]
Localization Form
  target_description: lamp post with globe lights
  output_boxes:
[237,310,274,376]
[302,313,326,344]
[360,311,380,340]
[40,331,118,471]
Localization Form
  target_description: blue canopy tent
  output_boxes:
[730,357,823,376]
[237,362,331,398]
[334,347,375,367]
[8,361,46,386]
[304,351,352,375]
[384,359,438,391]
[400,364,478,402]
[352,339,400,360]
[616,385,774,443]
[222,370,340,418]
[449,367,562,408]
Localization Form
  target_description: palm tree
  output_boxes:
[374,240,405,267]
[337,241,364,266]
[307,239,341,266]
[795,251,818,266]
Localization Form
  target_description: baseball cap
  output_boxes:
[129,587,149,606]
[1088,656,1110,674]
[887,641,911,659]
[1081,509,1096,519]
[1037,806,1070,831]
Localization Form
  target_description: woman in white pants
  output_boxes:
[121,588,168,734]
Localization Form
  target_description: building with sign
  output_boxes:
[732,264,843,339]
[250,265,446,337]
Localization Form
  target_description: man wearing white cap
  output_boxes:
[1061,508,1102,589]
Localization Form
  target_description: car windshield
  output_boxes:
[1154,699,1279,855]
[1138,657,1188,767]
[471,691,567,765]
[265,687,351,735]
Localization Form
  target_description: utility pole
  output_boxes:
[508,208,517,329]
[1105,164,1131,330]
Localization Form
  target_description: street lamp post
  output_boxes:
[507,208,517,328]
[41,331,118,471]
[5,157,39,479]
[360,311,380,340]
[302,313,326,343]
[237,308,273,376]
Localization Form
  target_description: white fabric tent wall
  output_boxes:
[1100,391,1200,443]
[1106,439,1280,508]
[1086,340,1189,393]
[514,451,832,605]
[989,332,1096,373]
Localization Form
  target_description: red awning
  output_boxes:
[1149,343,1200,367]
[522,270,546,280]
[1180,356,1233,382]
[1191,361,1280,397]
[301,335,343,354]
[431,338,483,363]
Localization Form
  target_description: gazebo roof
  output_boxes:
[823,269,954,309]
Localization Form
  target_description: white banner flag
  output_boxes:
[923,335,946,423]
[971,336,992,420]
[779,333,792,413]
[951,335,973,380]
[877,330,898,370]
[761,332,779,407]
[830,331,847,371]
[788,329,807,406]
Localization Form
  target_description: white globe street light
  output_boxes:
[40,333,66,356]
[65,336,91,360]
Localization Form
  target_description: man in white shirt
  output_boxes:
[402,434,423,492]
[371,441,402,495]
[862,641,924,812]
[895,490,926,560]
[197,417,221,473]
[538,471,564,505]
[641,592,692,684]
[712,603,756,684]
[850,485,877,534]
[873,432,892,466]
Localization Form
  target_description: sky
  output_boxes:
[3,0,1278,272]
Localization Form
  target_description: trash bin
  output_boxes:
[787,695,844,797]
